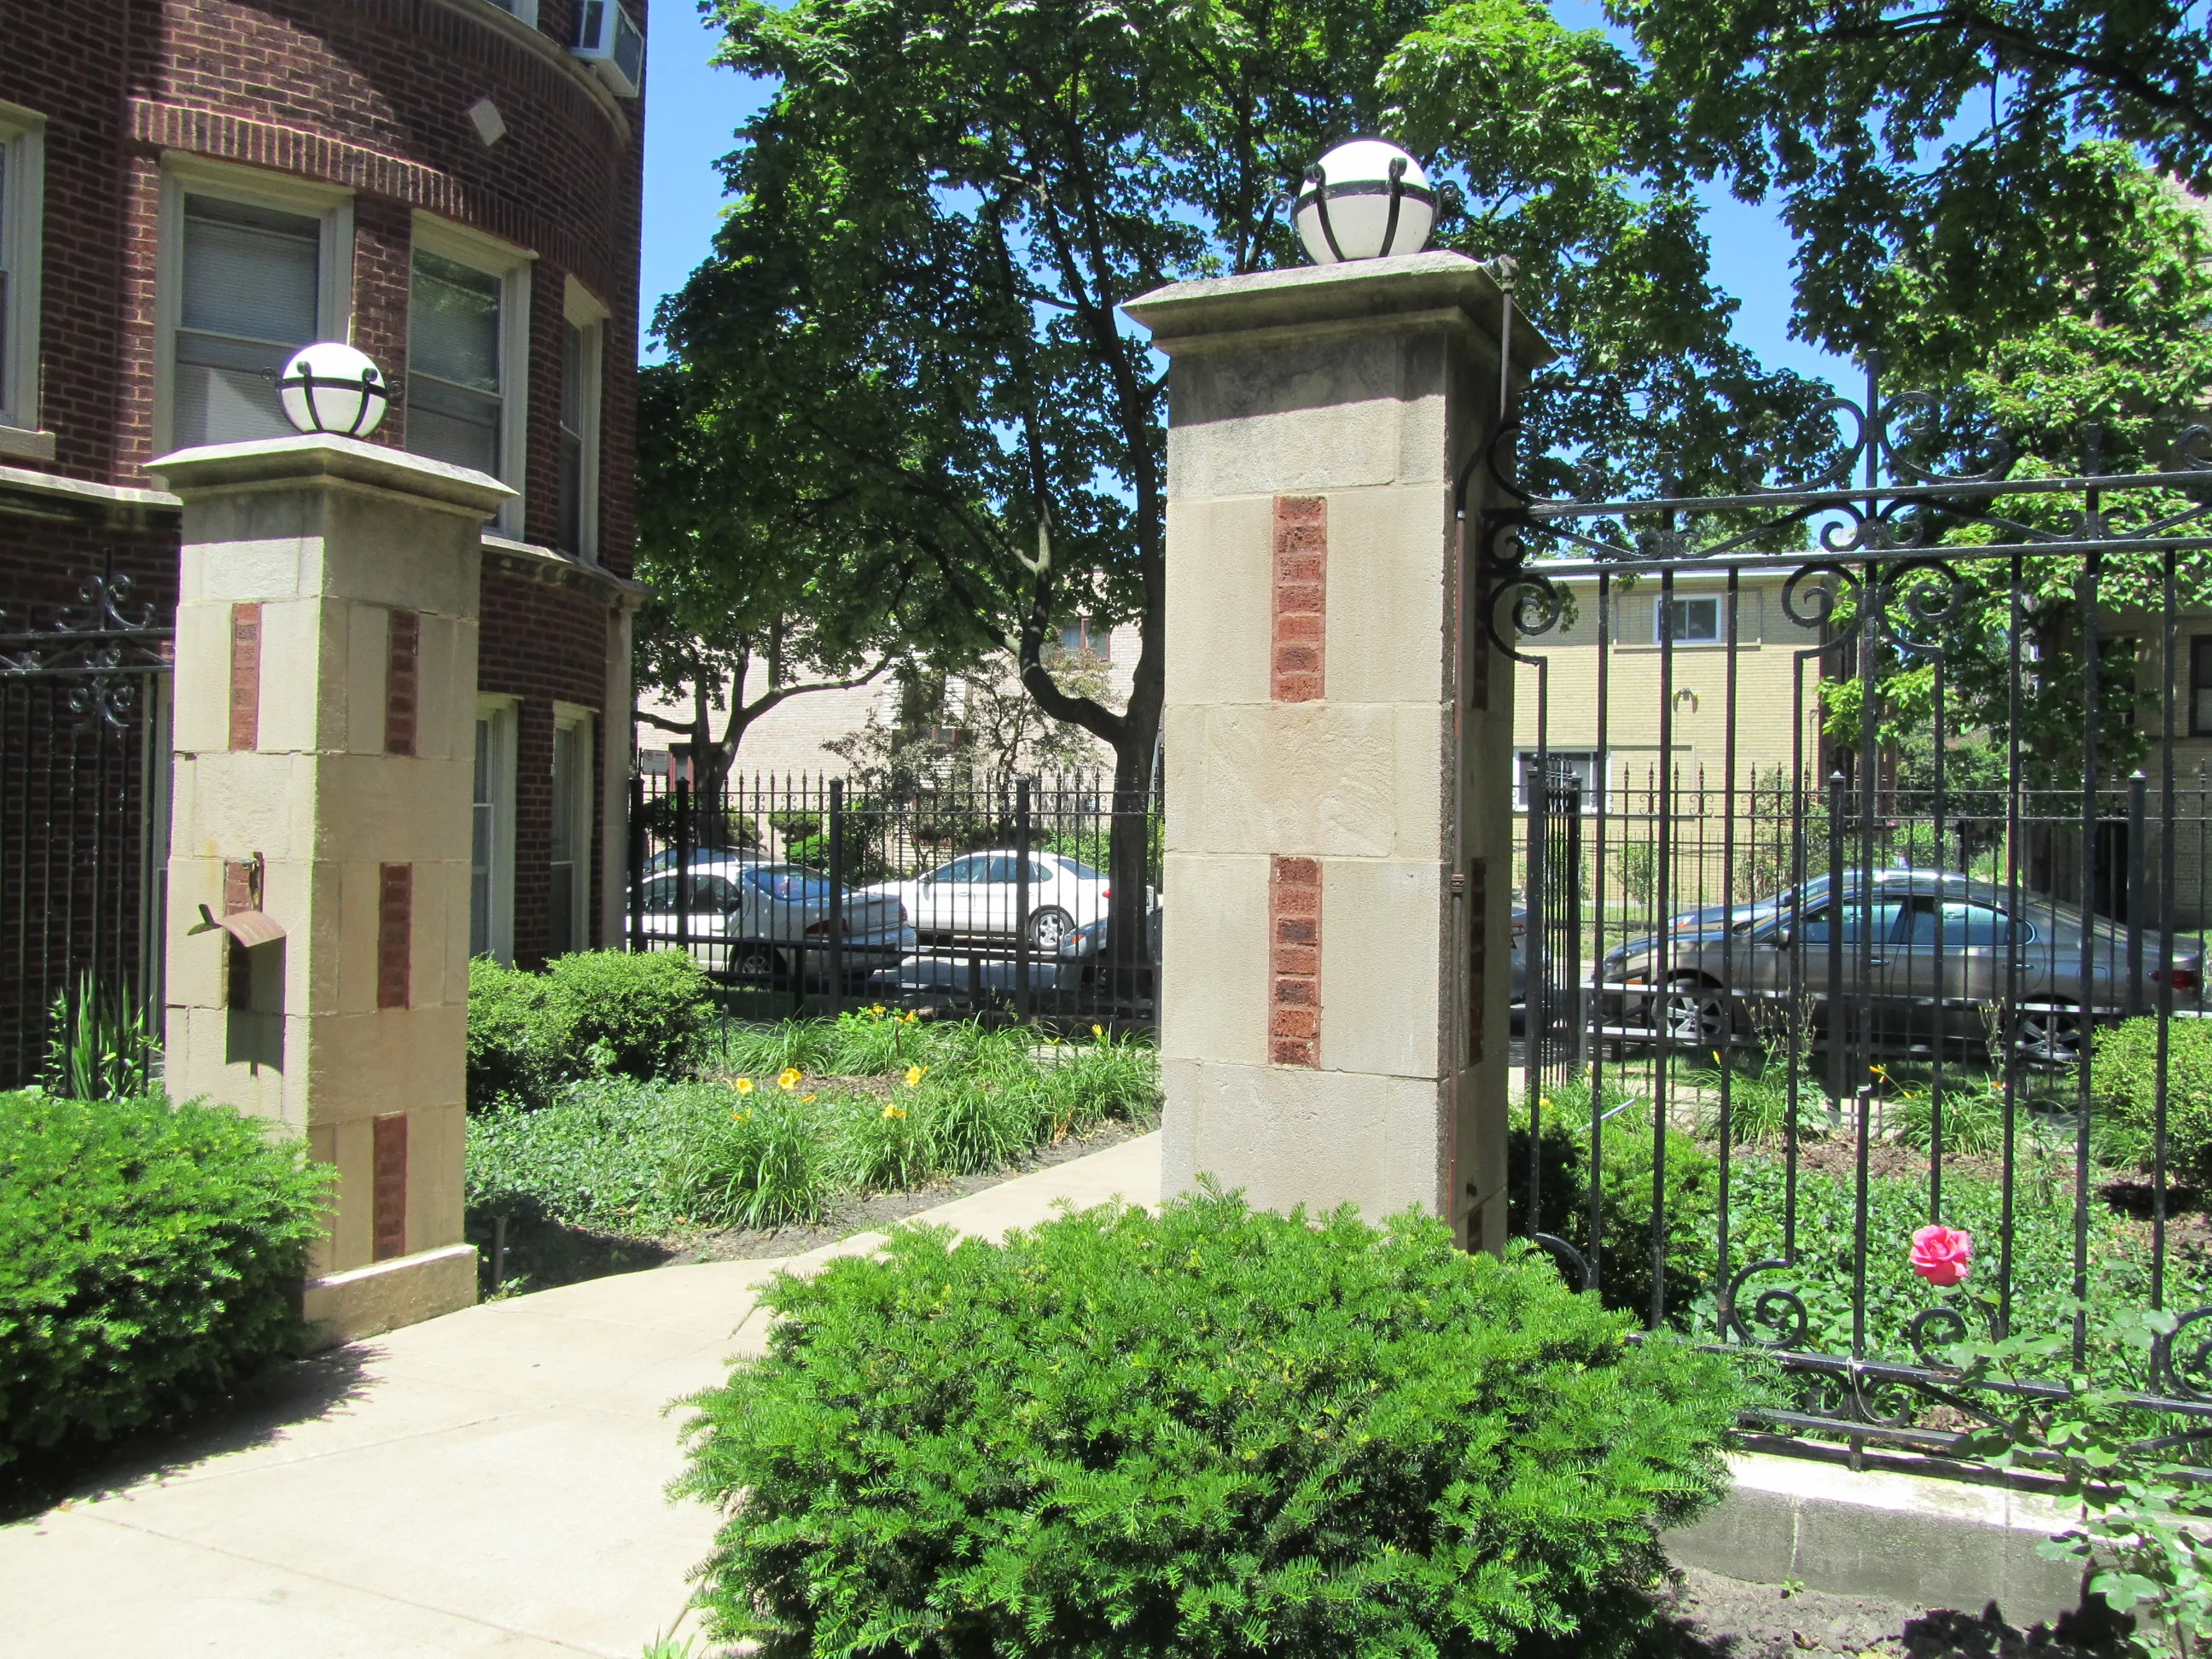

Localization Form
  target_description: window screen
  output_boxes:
[1657,595,1723,645]
[408,250,503,475]
[174,195,320,448]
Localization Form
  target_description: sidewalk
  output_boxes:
[0,1132,1163,1658]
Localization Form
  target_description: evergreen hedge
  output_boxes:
[673,1188,1741,1657]
[0,1091,328,1476]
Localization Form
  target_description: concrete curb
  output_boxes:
[1668,1450,2089,1621]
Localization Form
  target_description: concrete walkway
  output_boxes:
[0,1132,1163,1658]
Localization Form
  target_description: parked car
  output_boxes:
[1057,903,1164,982]
[862,851,1150,949]
[1595,869,2204,1061]
[631,857,913,986]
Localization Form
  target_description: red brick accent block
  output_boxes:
[1272,496,1327,702]
[377,864,412,1010]
[229,602,260,750]
[385,608,419,756]
[371,1113,408,1263]
[1270,855,1322,1067]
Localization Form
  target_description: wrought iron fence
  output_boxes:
[0,556,172,1089]
[626,769,1162,1030]
[1487,355,2212,1458]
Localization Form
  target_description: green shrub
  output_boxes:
[0,1091,329,1474]
[673,1190,1742,1658]
[466,958,567,1112]
[2096,1015,2212,1177]
[547,951,714,1083]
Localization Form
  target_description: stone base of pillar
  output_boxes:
[301,1243,479,1348]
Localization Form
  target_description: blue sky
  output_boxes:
[637,2,1854,391]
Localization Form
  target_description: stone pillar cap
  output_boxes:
[148,434,516,519]
[1122,249,1554,375]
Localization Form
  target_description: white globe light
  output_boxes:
[1293,139,1435,265]
[277,342,389,438]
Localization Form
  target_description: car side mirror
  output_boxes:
[1768,927,1791,948]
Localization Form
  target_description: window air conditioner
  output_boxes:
[572,1,644,98]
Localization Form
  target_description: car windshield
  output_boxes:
[745,866,833,903]
[1058,857,1104,882]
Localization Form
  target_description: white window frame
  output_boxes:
[155,156,354,457]
[409,213,533,535]
[0,102,48,454]
[550,702,595,955]
[559,276,607,562]
[1514,749,1605,813]
[1654,593,1726,647]
[473,696,520,963]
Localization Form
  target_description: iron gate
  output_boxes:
[0,556,172,1089]
[1487,355,2212,1454]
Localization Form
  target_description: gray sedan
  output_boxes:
[1596,870,2203,1061]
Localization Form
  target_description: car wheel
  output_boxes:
[731,942,780,985]
[1026,905,1075,950]
[1650,977,1734,1054]
[2014,1004,2084,1065]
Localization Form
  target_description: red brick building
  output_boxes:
[0,0,646,1082]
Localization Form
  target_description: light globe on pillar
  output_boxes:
[276,342,390,438]
[1294,138,1435,265]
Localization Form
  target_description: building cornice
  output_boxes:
[483,534,650,608]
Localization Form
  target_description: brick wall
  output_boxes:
[478,561,609,965]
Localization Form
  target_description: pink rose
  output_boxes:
[1910,1224,1973,1288]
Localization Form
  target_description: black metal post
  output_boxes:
[627,773,645,952]
[828,777,846,1018]
[1016,777,1033,1024]
[2128,769,2148,1020]
[673,778,693,964]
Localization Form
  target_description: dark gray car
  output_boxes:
[1597,869,2203,1061]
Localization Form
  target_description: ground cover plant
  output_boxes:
[672,1189,1745,1659]
[0,1090,328,1486]
[465,1010,1160,1288]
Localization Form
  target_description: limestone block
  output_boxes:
[1323,486,1452,707]
[253,597,335,754]
[321,491,483,615]
[406,1103,468,1251]
[298,1004,469,1125]
[171,602,235,754]
[413,613,480,762]
[344,602,389,755]
[1163,329,1452,501]
[175,499,317,602]
[1161,1055,1446,1222]
[326,1113,375,1268]
[1163,495,1274,708]
[305,753,474,865]
[317,857,383,1016]
[163,1004,292,1126]
[1172,702,1449,859]
[1159,852,1270,1066]
[169,750,310,861]
[410,857,474,1010]
[306,1121,340,1277]
[165,857,229,1011]
[1390,703,1449,864]
[1318,858,1443,1079]
[301,1243,478,1348]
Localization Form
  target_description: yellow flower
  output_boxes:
[903,1010,917,1024]
[802,1093,818,1104]
[870,1004,887,1017]
[904,1064,927,1087]
[777,1067,803,1091]
[1045,1035,1061,1045]
[733,1077,754,1095]
[730,1110,749,1123]
[1092,1024,1104,1038]
[882,1103,907,1120]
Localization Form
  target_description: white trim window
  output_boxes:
[550,706,594,956]
[472,698,519,963]
[1654,594,1725,646]
[0,102,47,448]
[1515,749,1604,812]
[407,217,532,532]
[558,277,606,561]
[159,160,352,453]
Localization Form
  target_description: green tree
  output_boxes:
[1617,0,2212,368]
[656,0,1838,987]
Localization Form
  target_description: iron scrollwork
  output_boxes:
[0,558,172,727]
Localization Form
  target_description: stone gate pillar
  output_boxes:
[149,435,511,1341]
[1123,251,1550,1249]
